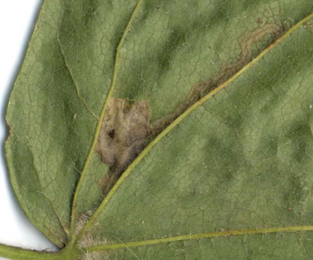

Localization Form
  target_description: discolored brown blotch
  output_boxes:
[96,98,152,194]
[257,18,263,24]
[97,23,283,195]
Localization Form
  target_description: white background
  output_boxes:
[0,1,58,259]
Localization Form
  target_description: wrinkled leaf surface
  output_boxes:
[5,0,313,259]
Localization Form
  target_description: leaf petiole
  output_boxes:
[0,243,82,260]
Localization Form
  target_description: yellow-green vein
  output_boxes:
[85,226,313,251]
[69,0,143,241]
[58,37,99,120]
[76,11,313,240]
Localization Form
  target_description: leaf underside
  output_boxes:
[4,0,313,259]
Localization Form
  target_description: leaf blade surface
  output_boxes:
[4,0,313,259]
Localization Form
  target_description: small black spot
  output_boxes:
[108,129,115,139]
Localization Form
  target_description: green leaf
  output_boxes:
[3,0,313,259]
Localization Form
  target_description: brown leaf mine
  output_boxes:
[96,98,152,195]
[152,23,282,134]
[96,23,282,195]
